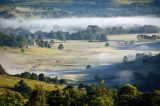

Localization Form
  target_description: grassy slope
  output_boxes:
[0,75,63,94]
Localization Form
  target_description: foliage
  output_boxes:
[105,42,110,47]
[31,73,38,80]
[0,33,28,48]
[38,73,46,82]
[13,80,32,98]
[0,64,7,75]
[58,44,64,50]
[0,90,25,106]
[123,56,129,63]
[26,85,48,106]
[86,65,91,69]
[14,72,67,84]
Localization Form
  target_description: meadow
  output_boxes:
[0,75,63,95]
[0,34,159,81]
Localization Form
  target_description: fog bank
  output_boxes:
[0,16,160,32]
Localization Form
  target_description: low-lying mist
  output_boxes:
[0,16,160,33]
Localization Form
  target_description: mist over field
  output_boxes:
[1,16,160,32]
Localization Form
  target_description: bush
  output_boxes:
[0,90,25,106]
[20,72,31,79]
[86,65,91,69]
[13,80,32,98]
[58,44,64,50]
[105,42,110,47]
[20,48,25,53]
[38,73,46,81]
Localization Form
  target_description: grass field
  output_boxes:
[0,34,159,80]
[0,75,63,95]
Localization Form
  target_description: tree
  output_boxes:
[90,95,114,106]
[86,65,91,69]
[20,72,31,79]
[59,79,67,84]
[100,34,107,42]
[38,73,46,81]
[31,73,38,80]
[27,85,47,106]
[105,42,110,47]
[118,84,139,96]
[115,84,142,106]
[58,44,64,50]
[0,90,25,106]
[0,64,7,75]
[123,56,128,63]
[13,80,32,98]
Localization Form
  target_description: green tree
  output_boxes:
[58,44,64,50]
[31,73,38,80]
[13,80,32,98]
[20,72,31,79]
[105,42,110,47]
[123,56,128,63]
[90,95,113,106]
[86,65,91,69]
[0,64,7,75]
[27,85,47,106]
[38,73,46,81]
[0,90,25,106]
[100,34,107,42]
[115,84,142,106]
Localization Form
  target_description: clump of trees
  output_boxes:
[13,80,32,98]
[35,38,53,48]
[0,32,30,48]
[14,72,67,84]
[0,90,25,106]
[1,79,160,106]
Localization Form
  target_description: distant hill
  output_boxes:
[0,0,160,17]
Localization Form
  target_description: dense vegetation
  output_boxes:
[120,53,160,92]
[1,80,160,106]
[0,32,29,48]
[1,62,160,106]
[0,33,54,48]
[14,72,67,84]
[1,25,160,42]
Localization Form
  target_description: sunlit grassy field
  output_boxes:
[0,75,63,94]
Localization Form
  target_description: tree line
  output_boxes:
[1,25,160,41]
[0,32,65,49]
[14,72,67,85]
[0,80,160,106]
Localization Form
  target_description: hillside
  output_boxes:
[0,75,63,94]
